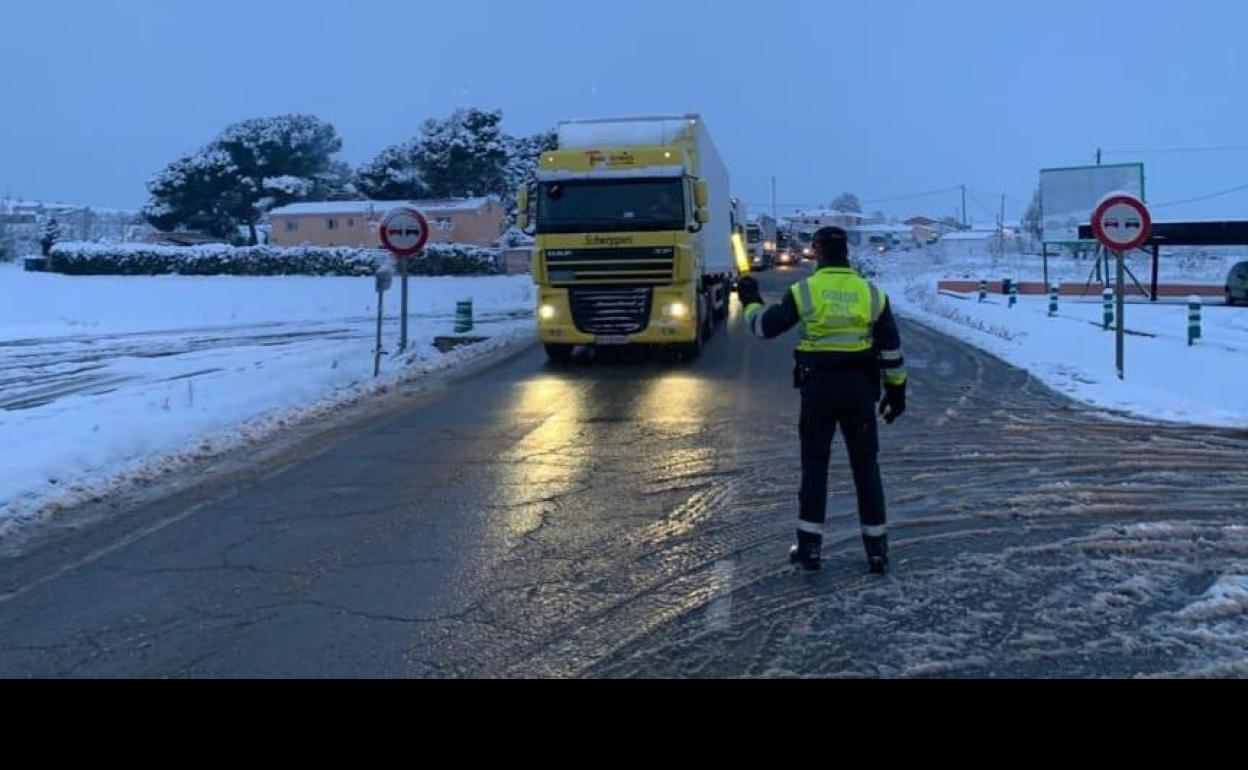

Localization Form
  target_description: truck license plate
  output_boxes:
[595,335,629,345]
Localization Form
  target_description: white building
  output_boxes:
[941,230,1004,258]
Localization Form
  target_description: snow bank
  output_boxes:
[0,265,536,528]
[873,247,1248,427]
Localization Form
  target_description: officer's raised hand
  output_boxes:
[879,382,906,424]
[737,276,763,307]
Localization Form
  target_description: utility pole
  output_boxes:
[998,194,1006,261]
[771,175,777,222]
[960,184,967,228]
[1096,148,1102,165]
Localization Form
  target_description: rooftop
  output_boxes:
[268,197,492,217]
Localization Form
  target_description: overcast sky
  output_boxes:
[3,0,1247,222]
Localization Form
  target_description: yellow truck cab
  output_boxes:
[516,115,739,361]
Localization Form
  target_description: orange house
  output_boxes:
[267,197,505,248]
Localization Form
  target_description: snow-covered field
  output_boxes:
[0,263,535,526]
[871,247,1247,427]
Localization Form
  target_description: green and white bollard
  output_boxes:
[1048,282,1059,317]
[1008,279,1018,308]
[1102,287,1114,330]
[454,298,474,333]
[1188,295,1202,346]
[978,279,987,303]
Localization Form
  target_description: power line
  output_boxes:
[744,185,962,211]
[965,190,997,221]
[1104,144,1248,156]
[861,186,962,205]
[1152,182,1248,209]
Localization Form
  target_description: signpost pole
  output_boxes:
[399,256,409,353]
[375,282,385,377]
[1123,248,1133,379]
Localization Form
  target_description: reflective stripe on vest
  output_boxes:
[790,268,884,353]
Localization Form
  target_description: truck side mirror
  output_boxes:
[695,208,709,225]
[515,184,532,232]
[694,181,709,208]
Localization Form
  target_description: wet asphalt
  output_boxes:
[1,269,1246,677]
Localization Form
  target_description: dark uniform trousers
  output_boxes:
[797,365,887,557]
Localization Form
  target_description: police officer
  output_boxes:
[736,226,906,574]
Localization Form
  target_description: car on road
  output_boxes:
[1227,260,1248,305]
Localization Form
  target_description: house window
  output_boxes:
[347,218,354,228]
[433,217,454,231]
[327,219,338,230]
[285,219,298,232]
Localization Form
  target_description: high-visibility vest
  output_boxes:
[790,267,885,354]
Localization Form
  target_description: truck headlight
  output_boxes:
[539,303,558,320]
[663,301,690,318]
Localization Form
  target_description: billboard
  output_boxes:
[1040,163,1144,244]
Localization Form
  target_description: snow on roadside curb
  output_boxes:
[0,326,533,534]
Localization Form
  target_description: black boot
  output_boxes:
[789,531,822,571]
[863,532,889,575]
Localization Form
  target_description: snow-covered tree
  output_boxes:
[410,108,508,199]
[144,114,346,244]
[830,192,862,213]
[356,109,554,212]
[502,128,557,197]
[355,142,427,200]
[143,147,242,239]
[39,218,62,256]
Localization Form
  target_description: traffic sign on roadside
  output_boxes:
[1090,192,1151,382]
[378,207,430,258]
[377,207,429,353]
[1091,192,1151,253]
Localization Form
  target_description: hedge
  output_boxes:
[46,242,500,277]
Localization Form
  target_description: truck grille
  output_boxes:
[569,288,652,335]
[545,247,674,286]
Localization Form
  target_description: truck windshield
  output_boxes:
[536,178,685,233]
[747,226,761,243]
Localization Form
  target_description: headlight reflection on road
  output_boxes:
[637,373,712,427]
[493,375,589,544]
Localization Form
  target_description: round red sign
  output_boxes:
[378,207,429,258]
[1091,193,1151,252]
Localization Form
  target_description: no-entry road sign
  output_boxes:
[1091,192,1152,252]
[379,207,430,258]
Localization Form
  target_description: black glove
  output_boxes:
[737,276,763,307]
[879,383,906,424]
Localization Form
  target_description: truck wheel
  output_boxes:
[544,343,574,362]
[675,308,704,361]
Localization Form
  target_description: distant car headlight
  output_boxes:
[539,303,558,320]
